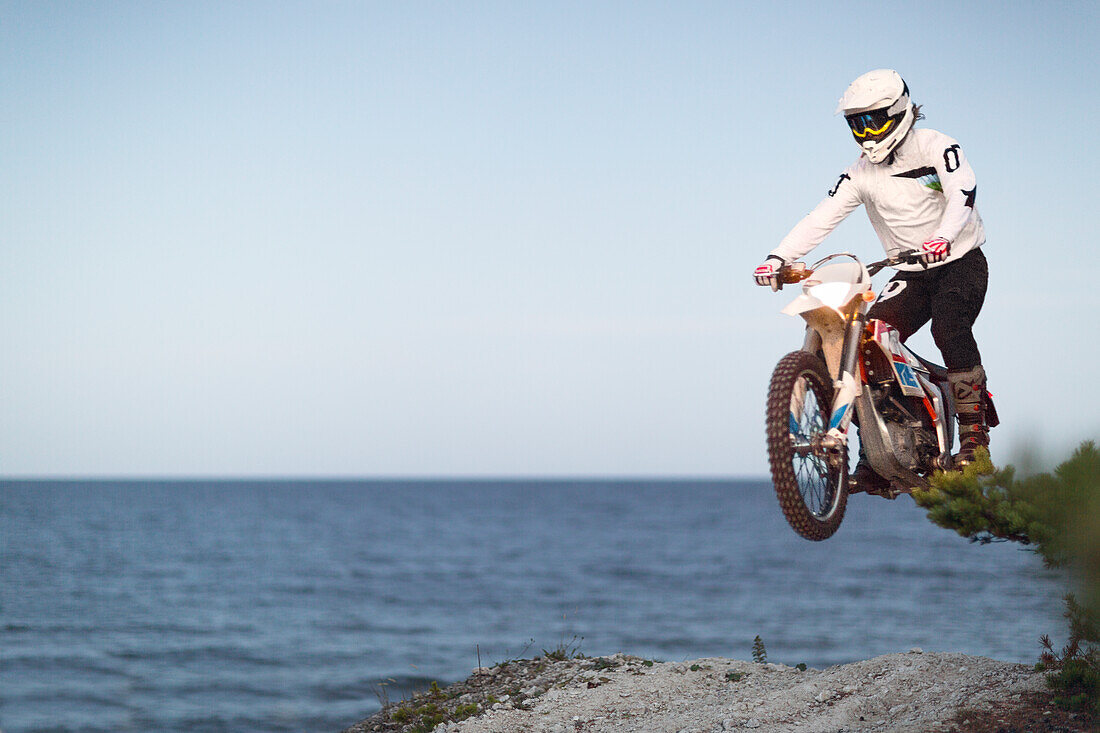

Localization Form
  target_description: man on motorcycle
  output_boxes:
[752,69,991,486]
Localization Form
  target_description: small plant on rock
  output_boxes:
[752,635,768,664]
[590,657,619,671]
[543,634,584,661]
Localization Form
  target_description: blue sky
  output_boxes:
[2,1,1098,476]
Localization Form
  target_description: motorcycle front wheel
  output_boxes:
[766,350,848,541]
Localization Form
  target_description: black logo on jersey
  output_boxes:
[892,166,938,179]
[827,173,851,197]
[943,145,962,173]
[963,186,976,208]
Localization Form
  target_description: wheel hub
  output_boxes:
[792,434,846,464]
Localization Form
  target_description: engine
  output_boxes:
[884,420,921,470]
[874,388,940,472]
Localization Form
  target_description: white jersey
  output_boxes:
[771,128,985,272]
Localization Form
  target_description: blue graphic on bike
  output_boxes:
[893,360,921,392]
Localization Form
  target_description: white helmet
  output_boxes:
[835,69,915,164]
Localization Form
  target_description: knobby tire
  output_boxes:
[766,350,848,541]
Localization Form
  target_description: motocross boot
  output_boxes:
[850,443,891,494]
[949,365,990,468]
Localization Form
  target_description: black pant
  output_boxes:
[867,248,988,370]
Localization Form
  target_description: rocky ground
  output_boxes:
[342,651,1095,733]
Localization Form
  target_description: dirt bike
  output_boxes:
[763,251,998,541]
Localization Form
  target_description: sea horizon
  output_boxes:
[2,477,1065,732]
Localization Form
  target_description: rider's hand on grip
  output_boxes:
[754,256,785,291]
[920,237,950,265]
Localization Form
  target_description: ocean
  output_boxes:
[0,479,1065,732]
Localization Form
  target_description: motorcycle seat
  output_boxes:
[911,352,949,381]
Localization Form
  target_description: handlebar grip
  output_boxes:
[777,265,812,285]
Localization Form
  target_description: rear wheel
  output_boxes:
[766,350,848,540]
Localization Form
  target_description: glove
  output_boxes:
[753,256,785,290]
[920,237,950,265]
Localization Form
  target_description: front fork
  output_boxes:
[820,308,866,457]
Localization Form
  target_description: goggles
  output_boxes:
[845,109,895,138]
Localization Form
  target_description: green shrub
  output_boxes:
[453,703,479,720]
[913,443,1100,715]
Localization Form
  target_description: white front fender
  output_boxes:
[781,293,827,316]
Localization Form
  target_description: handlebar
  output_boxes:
[776,250,926,288]
[867,250,926,275]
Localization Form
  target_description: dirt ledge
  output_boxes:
[342,651,1095,733]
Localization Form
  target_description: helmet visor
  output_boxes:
[845,109,896,140]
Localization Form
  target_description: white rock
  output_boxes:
[434,652,1043,733]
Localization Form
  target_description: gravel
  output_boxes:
[344,649,1047,733]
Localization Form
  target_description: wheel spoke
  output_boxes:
[785,372,843,518]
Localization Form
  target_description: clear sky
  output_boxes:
[2,1,1098,477]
